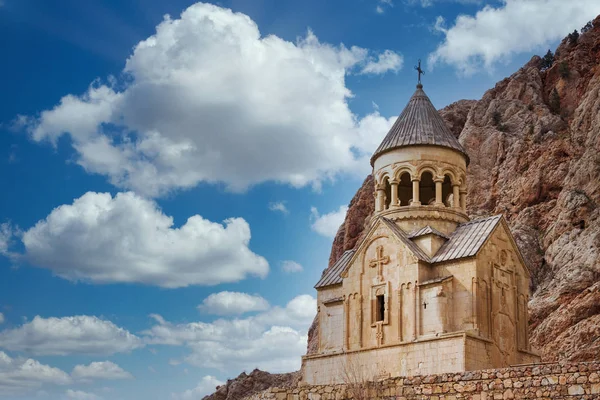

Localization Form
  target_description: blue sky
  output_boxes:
[1,0,598,399]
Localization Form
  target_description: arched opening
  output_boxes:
[442,175,453,207]
[383,176,391,210]
[398,172,412,206]
[419,171,435,205]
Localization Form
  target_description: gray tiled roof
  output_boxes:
[314,215,504,290]
[370,85,469,165]
[408,225,450,240]
[431,215,502,263]
[314,250,355,289]
[381,218,432,263]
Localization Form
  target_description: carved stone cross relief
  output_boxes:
[369,245,390,281]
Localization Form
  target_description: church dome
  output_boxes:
[370,83,470,235]
[370,84,469,166]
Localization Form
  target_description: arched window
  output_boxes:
[442,174,453,207]
[419,171,435,205]
[398,172,412,206]
[383,177,391,210]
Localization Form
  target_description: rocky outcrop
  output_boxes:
[203,369,300,400]
[438,99,477,138]
[316,16,600,362]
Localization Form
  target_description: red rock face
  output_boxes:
[311,16,600,362]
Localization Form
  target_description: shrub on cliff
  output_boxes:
[559,61,570,78]
[568,30,580,44]
[549,88,561,114]
[541,50,555,70]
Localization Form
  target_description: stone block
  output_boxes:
[567,385,584,395]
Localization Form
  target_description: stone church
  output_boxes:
[302,83,540,385]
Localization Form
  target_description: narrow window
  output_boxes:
[376,294,385,322]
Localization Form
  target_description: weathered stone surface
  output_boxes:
[245,362,600,400]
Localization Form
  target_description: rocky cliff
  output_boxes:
[315,16,600,362]
[203,370,300,400]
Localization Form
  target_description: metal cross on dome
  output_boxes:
[415,59,425,85]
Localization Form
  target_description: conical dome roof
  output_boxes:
[371,84,469,165]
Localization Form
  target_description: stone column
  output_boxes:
[411,179,421,206]
[460,189,468,212]
[375,185,386,212]
[434,177,444,207]
[452,184,460,210]
[390,179,399,208]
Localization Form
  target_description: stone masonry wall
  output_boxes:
[247,362,600,400]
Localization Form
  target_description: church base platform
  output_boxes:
[301,332,539,385]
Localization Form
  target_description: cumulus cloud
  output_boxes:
[0,315,143,356]
[143,294,315,373]
[19,191,268,288]
[0,313,4,325]
[71,361,133,382]
[268,202,289,215]
[310,206,348,238]
[65,389,103,400]
[24,2,397,197]
[0,351,71,396]
[281,260,303,273]
[171,375,224,400]
[197,292,270,316]
[360,50,403,74]
[429,0,600,74]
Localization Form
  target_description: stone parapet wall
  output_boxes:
[247,362,600,400]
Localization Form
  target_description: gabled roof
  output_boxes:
[431,215,502,263]
[408,225,450,240]
[314,250,355,289]
[370,84,469,165]
[380,218,431,263]
[314,215,509,290]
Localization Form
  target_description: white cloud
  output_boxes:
[24,2,396,197]
[429,0,600,74]
[281,260,303,273]
[65,389,103,400]
[0,223,13,256]
[376,0,393,13]
[143,294,315,373]
[19,191,268,288]
[71,361,133,381]
[0,351,71,396]
[197,292,270,316]
[171,375,224,400]
[0,315,143,356]
[360,50,403,75]
[0,313,4,325]
[310,205,348,238]
[268,202,289,215]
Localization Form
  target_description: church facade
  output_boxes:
[301,84,540,385]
